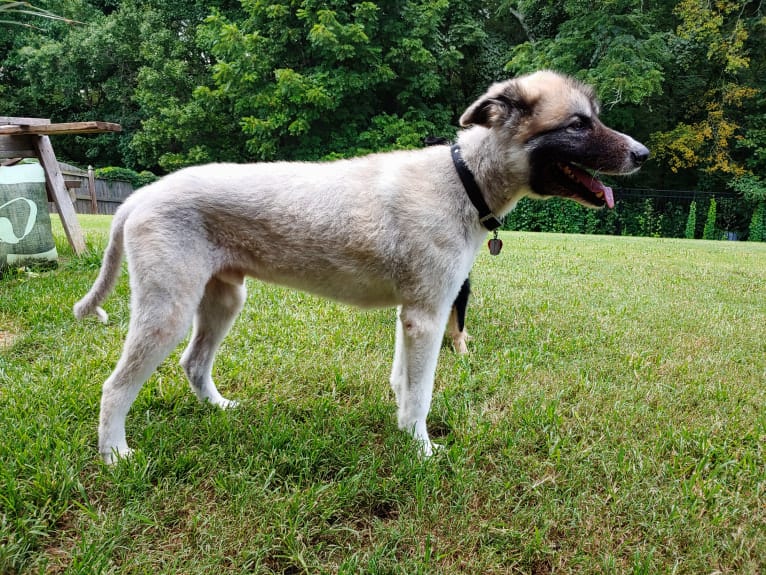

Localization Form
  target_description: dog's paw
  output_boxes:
[425,441,446,457]
[203,395,239,410]
[451,331,472,355]
[73,301,109,324]
[94,307,109,324]
[218,398,239,410]
[417,438,445,458]
[101,446,134,465]
[452,339,469,355]
[195,389,239,409]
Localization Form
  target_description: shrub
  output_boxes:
[685,200,697,239]
[504,196,692,238]
[703,198,718,240]
[95,167,157,188]
[635,198,663,237]
[749,202,765,242]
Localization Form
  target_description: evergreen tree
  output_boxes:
[703,198,718,240]
[685,200,697,239]
[749,202,765,242]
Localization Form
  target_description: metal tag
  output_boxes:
[488,237,503,255]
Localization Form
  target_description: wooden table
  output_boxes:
[0,117,122,255]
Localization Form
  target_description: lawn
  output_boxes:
[1,214,765,574]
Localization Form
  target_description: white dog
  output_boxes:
[75,71,648,463]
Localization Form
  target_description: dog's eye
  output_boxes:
[567,118,589,132]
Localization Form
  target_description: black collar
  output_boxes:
[450,144,503,231]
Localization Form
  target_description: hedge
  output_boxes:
[503,195,763,241]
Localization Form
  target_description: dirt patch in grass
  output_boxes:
[0,329,18,348]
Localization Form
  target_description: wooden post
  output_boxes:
[34,135,86,254]
[87,165,98,214]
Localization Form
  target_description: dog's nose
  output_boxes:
[631,144,650,166]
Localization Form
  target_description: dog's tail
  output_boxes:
[73,205,131,324]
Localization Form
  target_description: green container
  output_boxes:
[0,162,58,269]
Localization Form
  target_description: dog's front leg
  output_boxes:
[393,305,448,456]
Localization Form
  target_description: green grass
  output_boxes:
[1,214,765,574]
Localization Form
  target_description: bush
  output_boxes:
[634,198,663,238]
[504,198,599,234]
[94,167,157,188]
[504,196,693,238]
[749,202,765,242]
[703,198,718,240]
[685,200,697,239]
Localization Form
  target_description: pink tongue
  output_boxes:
[570,165,615,208]
[601,184,615,209]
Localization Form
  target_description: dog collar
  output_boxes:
[450,144,503,232]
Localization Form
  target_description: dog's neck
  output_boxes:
[455,127,531,218]
[450,144,503,231]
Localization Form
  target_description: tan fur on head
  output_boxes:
[459,78,532,129]
[460,71,598,135]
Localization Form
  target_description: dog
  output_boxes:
[74,71,649,463]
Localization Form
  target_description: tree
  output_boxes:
[649,0,763,187]
[730,106,766,202]
[685,200,697,239]
[0,1,79,27]
[749,202,764,242]
[1,0,240,170]
[2,0,764,216]
[14,3,149,166]
[703,198,718,240]
[503,0,670,109]
[161,0,517,167]
[123,0,244,171]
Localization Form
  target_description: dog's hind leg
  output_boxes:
[98,237,212,464]
[447,277,472,354]
[180,275,246,408]
[389,306,407,405]
[99,285,200,464]
[394,305,450,456]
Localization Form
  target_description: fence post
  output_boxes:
[88,165,98,214]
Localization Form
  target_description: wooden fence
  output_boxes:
[49,164,133,215]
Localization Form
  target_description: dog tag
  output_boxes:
[488,237,503,255]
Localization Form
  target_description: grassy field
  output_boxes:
[1,214,765,574]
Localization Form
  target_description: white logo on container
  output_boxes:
[0,198,38,244]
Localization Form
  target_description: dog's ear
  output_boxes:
[459,81,531,129]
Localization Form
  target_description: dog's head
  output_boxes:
[460,71,649,209]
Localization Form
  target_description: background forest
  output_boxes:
[1,0,764,239]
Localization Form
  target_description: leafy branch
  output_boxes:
[0,1,81,28]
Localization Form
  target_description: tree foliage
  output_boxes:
[648,1,764,189]
[169,0,515,166]
[0,0,80,27]
[504,0,669,108]
[1,0,764,237]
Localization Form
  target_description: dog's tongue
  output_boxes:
[570,165,615,208]
[596,180,615,209]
